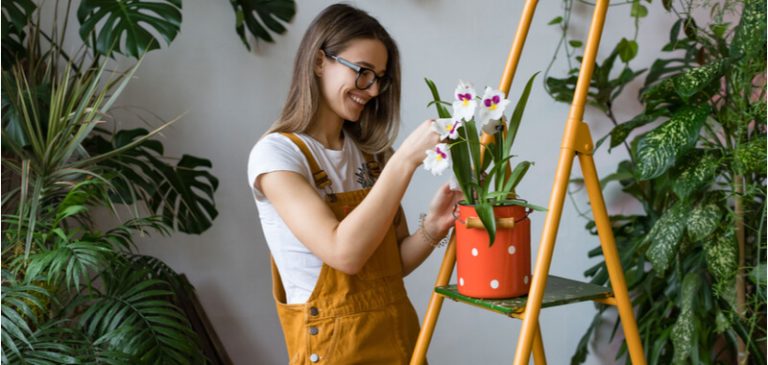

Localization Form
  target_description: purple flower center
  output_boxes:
[436,147,447,159]
[484,95,501,107]
[457,93,472,101]
[449,122,459,134]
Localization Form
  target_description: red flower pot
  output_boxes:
[454,203,531,298]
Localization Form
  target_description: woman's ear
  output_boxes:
[314,50,325,77]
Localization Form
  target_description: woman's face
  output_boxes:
[316,38,388,122]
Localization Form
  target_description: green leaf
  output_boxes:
[672,151,720,199]
[705,227,738,284]
[641,78,678,107]
[730,0,767,61]
[229,0,296,49]
[548,16,563,25]
[733,137,767,174]
[609,110,664,149]
[617,38,638,63]
[671,272,699,364]
[672,60,727,101]
[569,40,583,48]
[686,203,721,241]
[87,129,219,234]
[78,0,182,58]
[630,1,648,18]
[475,202,497,246]
[634,104,709,180]
[504,73,538,157]
[1,0,36,70]
[644,202,688,274]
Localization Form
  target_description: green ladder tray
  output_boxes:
[435,275,613,317]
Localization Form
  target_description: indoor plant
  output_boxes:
[423,75,544,298]
[545,0,766,363]
[1,1,220,363]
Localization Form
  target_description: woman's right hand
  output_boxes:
[393,119,441,169]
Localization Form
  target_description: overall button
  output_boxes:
[309,326,319,335]
[309,307,319,316]
[310,353,320,363]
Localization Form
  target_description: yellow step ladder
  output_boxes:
[409,0,647,364]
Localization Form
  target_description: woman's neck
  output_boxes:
[306,100,345,150]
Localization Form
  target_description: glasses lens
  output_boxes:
[357,69,376,90]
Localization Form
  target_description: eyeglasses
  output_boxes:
[324,52,391,93]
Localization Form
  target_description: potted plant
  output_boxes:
[545,0,766,363]
[422,74,544,299]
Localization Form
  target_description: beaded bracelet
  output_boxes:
[418,213,450,248]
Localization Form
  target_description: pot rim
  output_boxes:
[457,199,529,207]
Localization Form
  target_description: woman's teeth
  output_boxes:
[350,95,366,105]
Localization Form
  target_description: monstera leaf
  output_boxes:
[86,128,219,235]
[229,0,296,50]
[77,0,182,57]
[1,0,35,69]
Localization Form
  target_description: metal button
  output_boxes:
[309,326,319,335]
[309,307,319,316]
[310,353,320,363]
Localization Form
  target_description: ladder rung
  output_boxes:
[435,275,613,317]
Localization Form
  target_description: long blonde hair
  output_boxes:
[267,4,401,156]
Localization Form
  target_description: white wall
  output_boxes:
[112,1,678,363]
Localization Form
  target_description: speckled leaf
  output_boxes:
[673,151,720,198]
[730,0,767,61]
[733,137,767,174]
[671,305,695,364]
[705,228,738,284]
[609,111,663,149]
[672,60,727,101]
[671,272,699,364]
[635,104,710,180]
[686,203,721,241]
[641,78,677,106]
[645,202,688,274]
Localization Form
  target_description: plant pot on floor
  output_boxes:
[454,203,531,299]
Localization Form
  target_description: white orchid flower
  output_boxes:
[423,143,452,176]
[475,87,510,134]
[452,80,477,121]
[432,117,463,140]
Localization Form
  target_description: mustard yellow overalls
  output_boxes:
[270,133,422,364]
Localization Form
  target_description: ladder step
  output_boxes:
[435,275,613,317]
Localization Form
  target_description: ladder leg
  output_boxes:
[532,321,547,365]
[578,154,647,365]
[410,235,457,365]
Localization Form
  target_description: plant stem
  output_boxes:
[734,173,747,365]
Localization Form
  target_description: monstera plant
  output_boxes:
[546,0,766,364]
[0,0,231,363]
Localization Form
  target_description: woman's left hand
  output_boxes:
[424,182,464,238]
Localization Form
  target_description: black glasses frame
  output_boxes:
[324,52,390,93]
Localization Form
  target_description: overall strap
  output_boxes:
[361,151,382,179]
[279,133,331,190]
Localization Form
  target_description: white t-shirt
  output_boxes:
[247,132,373,304]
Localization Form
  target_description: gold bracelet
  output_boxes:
[419,213,449,248]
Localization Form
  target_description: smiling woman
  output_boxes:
[246,3,464,364]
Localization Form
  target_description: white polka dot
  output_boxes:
[471,248,478,256]
[459,278,465,286]
[524,275,529,285]
[508,245,516,255]
[490,280,499,289]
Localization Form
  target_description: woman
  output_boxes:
[247,4,461,363]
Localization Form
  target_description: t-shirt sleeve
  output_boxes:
[247,134,308,201]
